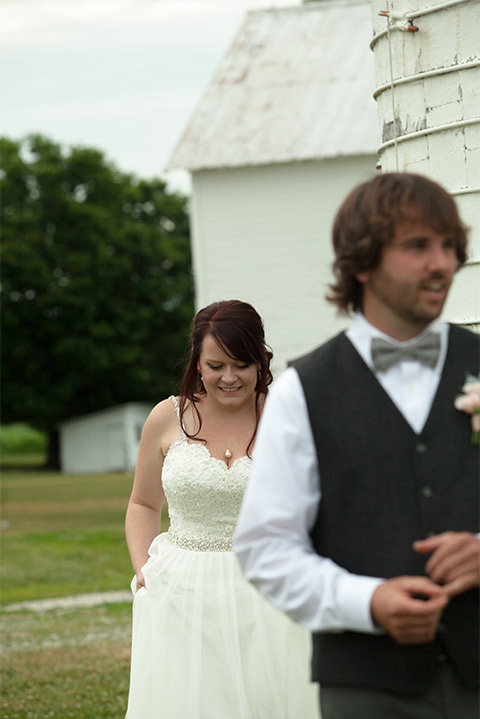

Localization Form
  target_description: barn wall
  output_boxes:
[190,157,377,375]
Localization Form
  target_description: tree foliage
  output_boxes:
[1,135,194,464]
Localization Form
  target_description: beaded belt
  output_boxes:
[168,529,232,552]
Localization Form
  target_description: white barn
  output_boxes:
[168,0,380,374]
[58,403,151,474]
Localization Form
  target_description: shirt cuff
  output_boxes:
[335,574,385,634]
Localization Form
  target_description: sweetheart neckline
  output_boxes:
[166,439,250,471]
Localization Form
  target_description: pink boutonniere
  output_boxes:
[454,374,480,445]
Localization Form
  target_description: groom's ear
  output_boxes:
[355,271,370,284]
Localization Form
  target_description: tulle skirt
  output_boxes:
[125,533,319,719]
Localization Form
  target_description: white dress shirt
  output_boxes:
[234,315,449,634]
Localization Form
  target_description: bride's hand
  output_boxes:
[135,570,146,593]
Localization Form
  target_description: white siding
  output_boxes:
[190,157,377,374]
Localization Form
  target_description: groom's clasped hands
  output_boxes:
[371,531,480,645]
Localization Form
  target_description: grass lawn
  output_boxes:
[2,642,131,719]
[0,457,169,718]
[1,462,169,603]
[1,466,135,603]
[1,604,132,719]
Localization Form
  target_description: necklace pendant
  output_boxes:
[225,449,232,459]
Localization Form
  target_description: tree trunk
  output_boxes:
[44,429,60,470]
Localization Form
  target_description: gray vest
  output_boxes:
[292,324,479,694]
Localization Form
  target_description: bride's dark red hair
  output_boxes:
[178,300,273,454]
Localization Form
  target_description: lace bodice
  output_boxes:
[161,398,251,551]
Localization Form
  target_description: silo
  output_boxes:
[369,0,480,329]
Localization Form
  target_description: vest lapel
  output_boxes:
[422,324,480,437]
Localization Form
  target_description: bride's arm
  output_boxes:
[125,400,171,590]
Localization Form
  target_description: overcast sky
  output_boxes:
[1,0,297,193]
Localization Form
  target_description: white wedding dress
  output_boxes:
[125,397,319,719]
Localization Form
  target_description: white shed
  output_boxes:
[168,0,380,373]
[58,403,152,474]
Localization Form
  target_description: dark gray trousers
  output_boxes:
[319,661,479,719]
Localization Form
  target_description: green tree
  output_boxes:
[1,135,194,467]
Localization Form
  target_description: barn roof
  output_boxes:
[168,0,379,171]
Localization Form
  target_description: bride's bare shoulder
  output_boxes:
[141,396,180,443]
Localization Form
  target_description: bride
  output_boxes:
[124,299,319,719]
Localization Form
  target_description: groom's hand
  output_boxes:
[371,576,449,645]
[414,531,480,597]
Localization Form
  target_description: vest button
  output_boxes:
[422,486,433,498]
[416,442,428,453]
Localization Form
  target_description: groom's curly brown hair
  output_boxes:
[327,172,469,315]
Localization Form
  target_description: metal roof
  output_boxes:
[168,0,379,171]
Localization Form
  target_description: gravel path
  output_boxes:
[3,590,132,613]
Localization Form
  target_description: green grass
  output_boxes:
[1,463,170,603]
[1,467,136,603]
[0,458,170,719]
[0,453,47,468]
[2,528,133,602]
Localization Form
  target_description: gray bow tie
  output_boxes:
[371,332,441,373]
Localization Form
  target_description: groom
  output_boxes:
[234,173,479,719]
